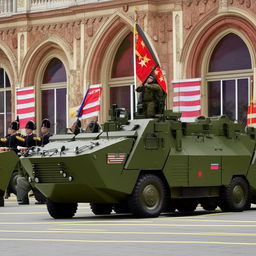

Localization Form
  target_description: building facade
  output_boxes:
[0,0,255,136]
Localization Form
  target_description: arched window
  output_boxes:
[0,68,11,137]
[207,33,252,124]
[111,33,134,78]
[109,32,134,118]
[41,58,67,134]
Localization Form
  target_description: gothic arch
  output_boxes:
[181,13,256,78]
[83,11,134,86]
[0,40,17,86]
[20,35,72,87]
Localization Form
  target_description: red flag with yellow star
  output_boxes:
[135,24,167,93]
[154,66,167,93]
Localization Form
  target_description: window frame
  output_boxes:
[0,69,11,136]
[207,75,251,122]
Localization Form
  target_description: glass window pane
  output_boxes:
[110,86,131,118]
[5,72,10,88]
[111,33,134,78]
[209,33,251,72]
[56,88,66,134]
[238,79,249,125]
[0,114,4,137]
[6,91,11,113]
[43,58,67,84]
[223,80,235,121]
[0,91,4,112]
[208,81,220,116]
[0,69,4,88]
[42,90,54,134]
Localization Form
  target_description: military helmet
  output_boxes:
[9,120,19,130]
[41,118,51,128]
[25,120,36,130]
[88,121,100,133]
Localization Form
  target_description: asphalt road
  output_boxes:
[1,197,256,256]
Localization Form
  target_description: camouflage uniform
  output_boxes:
[136,83,164,117]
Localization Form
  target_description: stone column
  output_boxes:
[172,10,183,80]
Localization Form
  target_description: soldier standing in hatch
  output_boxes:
[136,74,165,117]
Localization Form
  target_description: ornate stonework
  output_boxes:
[0,29,18,54]
[229,0,252,8]
[0,0,255,123]
[183,0,218,33]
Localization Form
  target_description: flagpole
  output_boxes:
[133,23,137,120]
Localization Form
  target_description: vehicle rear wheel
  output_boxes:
[176,199,198,213]
[113,201,130,214]
[200,199,218,211]
[90,203,113,215]
[46,199,77,219]
[128,174,168,218]
[219,177,249,212]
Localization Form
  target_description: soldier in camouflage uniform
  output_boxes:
[136,75,165,117]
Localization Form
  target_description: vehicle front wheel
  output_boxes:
[46,199,77,219]
[128,174,168,218]
[219,177,249,212]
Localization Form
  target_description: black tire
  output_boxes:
[33,189,46,203]
[176,199,198,213]
[113,202,130,214]
[90,203,113,215]
[244,187,252,210]
[128,174,168,218]
[219,177,249,212]
[7,171,18,195]
[200,199,218,211]
[46,199,78,219]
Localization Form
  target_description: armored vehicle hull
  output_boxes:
[0,151,19,191]
[20,111,256,218]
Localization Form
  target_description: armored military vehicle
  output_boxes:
[0,150,19,195]
[20,106,256,218]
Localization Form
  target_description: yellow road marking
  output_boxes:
[158,218,256,223]
[61,223,256,227]
[0,238,255,246]
[169,212,229,218]
[0,229,256,237]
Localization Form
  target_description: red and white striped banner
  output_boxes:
[247,103,256,126]
[16,86,35,129]
[77,84,102,119]
[172,78,201,122]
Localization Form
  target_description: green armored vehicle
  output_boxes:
[0,150,19,205]
[20,107,256,218]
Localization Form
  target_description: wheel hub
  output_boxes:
[233,184,245,205]
[141,184,160,210]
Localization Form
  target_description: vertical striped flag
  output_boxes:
[16,86,35,128]
[172,78,201,122]
[247,103,256,127]
[77,84,102,119]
